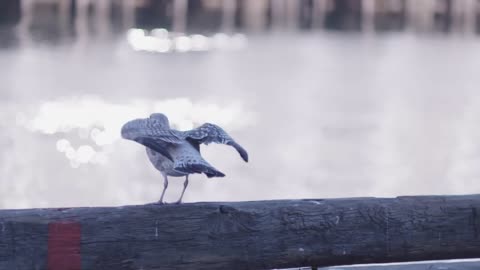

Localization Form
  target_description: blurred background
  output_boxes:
[1,0,480,209]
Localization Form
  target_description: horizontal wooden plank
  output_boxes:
[1,195,480,269]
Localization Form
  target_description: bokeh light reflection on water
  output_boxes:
[15,95,254,168]
[126,28,247,53]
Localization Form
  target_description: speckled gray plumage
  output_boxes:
[121,113,248,203]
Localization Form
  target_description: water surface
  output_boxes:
[1,32,480,208]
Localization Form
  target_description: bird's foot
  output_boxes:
[173,200,183,205]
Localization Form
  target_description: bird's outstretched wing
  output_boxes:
[182,123,249,162]
[121,118,183,161]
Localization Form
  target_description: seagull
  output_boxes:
[121,113,248,204]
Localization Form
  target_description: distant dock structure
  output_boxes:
[4,0,480,40]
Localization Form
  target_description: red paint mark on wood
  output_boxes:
[47,221,81,270]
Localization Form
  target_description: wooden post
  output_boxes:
[463,0,478,34]
[312,0,329,29]
[17,0,33,47]
[222,0,237,33]
[271,0,286,29]
[405,0,435,32]
[121,0,135,30]
[285,0,299,29]
[74,0,90,48]
[58,0,72,36]
[94,0,111,37]
[2,195,480,269]
[453,0,478,34]
[172,0,188,33]
[242,0,269,31]
[362,0,376,32]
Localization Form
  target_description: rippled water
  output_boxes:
[1,32,480,209]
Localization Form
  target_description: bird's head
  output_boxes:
[149,113,170,128]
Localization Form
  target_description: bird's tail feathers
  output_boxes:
[173,158,225,178]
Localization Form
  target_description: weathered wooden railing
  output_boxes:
[1,195,480,269]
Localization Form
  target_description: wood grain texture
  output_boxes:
[1,195,480,269]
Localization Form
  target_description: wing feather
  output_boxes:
[121,118,183,161]
[182,123,249,162]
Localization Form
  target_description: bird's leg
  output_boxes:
[158,174,169,204]
[175,175,189,204]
